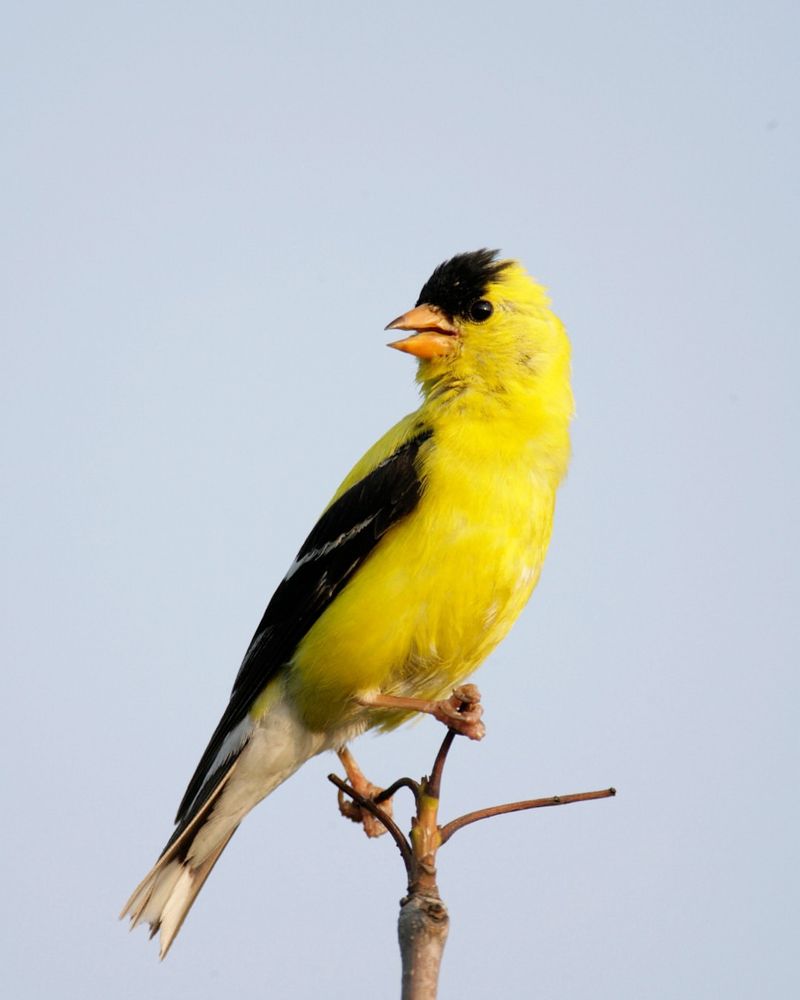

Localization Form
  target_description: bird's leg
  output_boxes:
[335,746,393,839]
[358,683,486,741]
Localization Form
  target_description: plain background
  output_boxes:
[3,2,798,997]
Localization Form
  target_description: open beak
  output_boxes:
[385,304,459,359]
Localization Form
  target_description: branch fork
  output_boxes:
[329,686,616,999]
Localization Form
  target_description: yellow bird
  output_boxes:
[122,249,574,956]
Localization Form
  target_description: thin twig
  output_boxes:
[374,776,422,806]
[426,729,457,800]
[439,787,616,844]
[328,773,413,872]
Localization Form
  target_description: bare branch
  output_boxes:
[399,890,449,1000]
[440,787,617,844]
[332,693,616,999]
[327,773,413,873]
[374,776,421,806]
[426,729,456,801]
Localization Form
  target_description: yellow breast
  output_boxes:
[289,395,564,734]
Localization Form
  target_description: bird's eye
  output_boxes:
[468,299,493,323]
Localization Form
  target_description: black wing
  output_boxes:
[173,427,433,827]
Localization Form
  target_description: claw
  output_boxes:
[336,747,394,838]
[432,684,486,741]
[357,683,487,740]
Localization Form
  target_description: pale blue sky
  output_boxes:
[2,3,798,998]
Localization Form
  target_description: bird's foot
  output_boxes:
[431,684,485,741]
[357,683,486,741]
[336,746,393,839]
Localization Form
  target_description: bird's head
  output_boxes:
[386,249,570,398]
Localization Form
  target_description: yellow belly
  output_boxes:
[287,430,557,734]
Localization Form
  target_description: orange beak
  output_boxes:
[385,305,459,359]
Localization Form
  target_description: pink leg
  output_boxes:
[358,684,485,741]
[336,746,393,839]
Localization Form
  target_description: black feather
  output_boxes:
[416,249,511,319]
[170,427,433,837]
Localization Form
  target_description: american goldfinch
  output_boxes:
[122,249,573,956]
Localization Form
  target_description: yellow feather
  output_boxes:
[288,261,573,732]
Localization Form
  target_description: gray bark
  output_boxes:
[398,889,450,1000]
